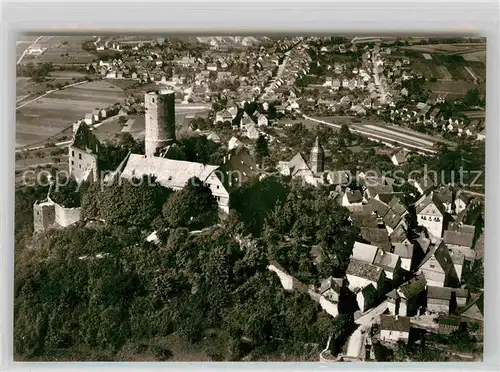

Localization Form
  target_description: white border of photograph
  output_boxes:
[1,1,499,371]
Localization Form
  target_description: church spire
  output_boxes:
[310,136,324,175]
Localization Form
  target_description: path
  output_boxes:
[17,36,43,65]
[464,66,478,83]
[16,80,88,110]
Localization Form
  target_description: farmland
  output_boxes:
[18,36,97,66]
[16,80,126,148]
[16,71,86,99]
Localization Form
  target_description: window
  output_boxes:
[72,150,75,157]
[217,185,219,189]
[79,153,82,160]
[430,264,435,268]
[152,98,155,103]
[71,160,74,165]
[79,164,82,169]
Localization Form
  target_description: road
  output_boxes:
[16,80,88,110]
[17,36,44,65]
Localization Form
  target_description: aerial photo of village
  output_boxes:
[15,35,485,362]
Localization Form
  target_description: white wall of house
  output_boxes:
[380,330,409,343]
[427,299,449,315]
[400,257,411,272]
[417,213,443,238]
[347,274,377,291]
[319,296,339,317]
[398,301,408,316]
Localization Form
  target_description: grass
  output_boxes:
[23,36,97,65]
[16,80,126,148]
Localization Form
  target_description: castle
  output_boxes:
[118,89,231,213]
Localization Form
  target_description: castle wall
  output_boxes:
[54,203,82,227]
[33,201,56,233]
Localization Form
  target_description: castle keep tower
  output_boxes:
[145,90,176,157]
[310,136,325,175]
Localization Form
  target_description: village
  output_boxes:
[16,35,485,362]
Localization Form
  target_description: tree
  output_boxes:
[50,176,81,208]
[255,134,269,167]
[162,177,219,229]
[81,176,172,229]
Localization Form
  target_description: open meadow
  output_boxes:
[16,80,126,148]
[19,35,97,66]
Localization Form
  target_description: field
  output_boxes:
[16,80,126,148]
[427,80,478,99]
[16,71,86,99]
[18,36,97,65]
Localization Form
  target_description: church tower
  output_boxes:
[310,136,325,175]
[145,90,176,157]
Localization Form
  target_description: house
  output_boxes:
[393,242,414,271]
[245,124,260,140]
[391,148,409,166]
[365,184,394,200]
[100,108,108,119]
[360,227,391,252]
[426,286,469,315]
[120,155,230,213]
[83,113,95,125]
[418,241,459,288]
[379,315,411,343]
[215,110,233,124]
[443,229,475,257]
[318,276,343,303]
[346,259,386,292]
[256,113,269,127]
[221,146,259,187]
[409,174,435,195]
[206,63,218,71]
[228,136,243,151]
[351,241,379,264]
[460,293,484,328]
[342,190,364,210]
[68,122,101,185]
[373,250,402,283]
[389,273,427,316]
[415,192,446,239]
[356,283,378,312]
[454,190,472,215]
[92,108,101,123]
[438,316,462,335]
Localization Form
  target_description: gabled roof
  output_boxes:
[288,152,310,173]
[380,315,411,332]
[346,190,363,203]
[121,153,221,190]
[367,198,390,217]
[373,250,400,272]
[443,230,474,248]
[397,273,426,299]
[346,259,383,282]
[70,122,100,153]
[393,242,414,259]
[415,192,446,216]
[351,241,379,264]
[390,224,408,244]
[427,286,468,301]
[360,227,391,251]
[460,293,484,321]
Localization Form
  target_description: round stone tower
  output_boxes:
[310,136,325,175]
[145,90,176,157]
